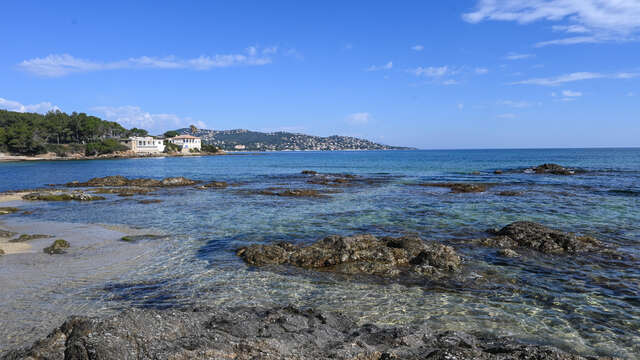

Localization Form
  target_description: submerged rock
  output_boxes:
[43,239,70,255]
[237,234,461,278]
[531,163,577,175]
[0,229,18,238]
[92,187,154,196]
[0,207,20,215]
[119,234,167,243]
[137,199,163,204]
[301,169,318,175]
[418,182,490,193]
[9,234,52,243]
[22,192,106,202]
[2,305,607,360]
[497,191,522,197]
[480,221,603,254]
[200,181,229,188]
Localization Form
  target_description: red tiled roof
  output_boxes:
[172,135,200,139]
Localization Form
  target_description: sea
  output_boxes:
[0,148,638,358]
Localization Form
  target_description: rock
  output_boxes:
[0,248,4,256]
[531,163,577,175]
[9,234,52,243]
[119,234,167,243]
[160,177,198,187]
[497,191,522,197]
[65,176,199,188]
[493,170,503,174]
[0,229,18,238]
[498,249,520,257]
[238,234,461,278]
[2,305,606,360]
[92,187,154,196]
[418,183,490,193]
[43,239,70,255]
[22,192,106,202]
[258,189,326,198]
[480,221,603,254]
[201,181,229,188]
[0,207,20,215]
[301,170,318,175]
[137,199,163,204]
[67,175,130,187]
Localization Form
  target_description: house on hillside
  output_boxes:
[120,136,165,153]
[169,135,201,152]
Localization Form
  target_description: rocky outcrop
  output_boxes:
[9,234,52,243]
[23,192,106,201]
[0,229,18,238]
[0,207,20,215]
[65,176,199,188]
[259,188,325,198]
[43,239,70,255]
[199,181,229,189]
[497,191,522,197]
[480,221,603,254]
[530,163,579,175]
[119,234,167,243]
[418,183,490,193]
[237,234,461,278]
[2,306,607,360]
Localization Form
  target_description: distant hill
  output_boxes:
[175,128,412,151]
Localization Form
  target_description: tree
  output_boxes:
[164,130,179,138]
[127,128,149,137]
[189,124,197,134]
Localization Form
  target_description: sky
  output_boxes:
[1,0,639,149]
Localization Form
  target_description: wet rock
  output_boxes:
[530,163,577,175]
[137,199,163,204]
[119,234,167,243]
[301,170,318,175]
[497,191,522,197]
[9,234,52,243]
[65,176,199,188]
[418,183,490,193]
[0,249,4,256]
[0,207,20,215]
[498,249,520,258]
[480,221,603,254]
[2,305,606,360]
[493,170,503,174]
[0,229,18,238]
[92,187,154,196]
[22,192,106,201]
[68,175,129,187]
[160,177,198,187]
[238,234,461,278]
[201,181,229,188]
[258,188,326,198]
[43,239,70,255]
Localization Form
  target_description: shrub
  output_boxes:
[163,141,181,153]
[201,144,220,153]
[85,139,128,156]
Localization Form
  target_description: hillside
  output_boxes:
[176,128,411,151]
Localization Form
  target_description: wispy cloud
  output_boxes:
[20,46,277,77]
[366,61,393,72]
[505,52,534,60]
[562,90,582,97]
[411,45,424,51]
[411,66,452,77]
[475,67,489,75]
[498,100,534,108]
[92,105,203,132]
[346,112,372,125]
[551,90,582,102]
[463,0,640,46]
[511,71,639,86]
[0,97,60,113]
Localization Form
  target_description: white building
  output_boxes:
[169,135,201,152]
[120,136,165,153]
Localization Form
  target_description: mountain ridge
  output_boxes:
[175,128,413,151]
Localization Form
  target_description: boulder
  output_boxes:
[22,192,106,202]
[237,234,461,278]
[43,239,70,255]
[160,177,198,187]
[201,181,229,188]
[531,163,576,175]
[301,170,318,175]
[418,183,490,193]
[65,176,199,188]
[480,221,603,254]
[2,306,607,360]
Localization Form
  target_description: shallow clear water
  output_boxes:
[0,149,639,358]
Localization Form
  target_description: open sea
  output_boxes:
[0,149,639,358]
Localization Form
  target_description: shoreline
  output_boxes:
[0,151,233,163]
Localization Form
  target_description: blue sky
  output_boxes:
[1,0,639,149]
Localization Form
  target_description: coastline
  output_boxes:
[0,151,231,163]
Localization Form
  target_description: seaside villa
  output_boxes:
[120,136,165,153]
[169,135,201,152]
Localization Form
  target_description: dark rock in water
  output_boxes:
[92,187,154,196]
[493,170,503,174]
[531,163,577,175]
[200,181,229,188]
[418,183,490,193]
[137,199,163,204]
[480,221,603,254]
[65,176,199,188]
[119,234,167,243]
[498,248,520,258]
[0,207,20,215]
[497,191,522,197]
[301,170,317,175]
[23,192,106,202]
[257,188,326,198]
[237,234,461,278]
[1,305,607,360]
[9,234,52,243]
[43,239,70,255]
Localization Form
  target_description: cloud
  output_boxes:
[498,100,533,108]
[442,79,459,85]
[457,103,464,110]
[92,105,202,133]
[346,112,372,125]
[411,66,451,77]
[0,97,60,113]
[366,61,393,72]
[511,71,639,86]
[505,52,534,60]
[463,0,640,46]
[411,45,424,51]
[20,47,276,77]
[562,90,582,97]
[475,67,489,74]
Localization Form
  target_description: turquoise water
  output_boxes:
[0,149,639,358]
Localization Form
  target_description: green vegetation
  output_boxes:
[163,141,181,153]
[43,239,70,254]
[201,144,220,153]
[85,138,128,156]
[0,109,144,156]
[163,130,179,138]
